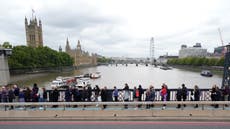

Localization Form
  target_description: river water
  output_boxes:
[10,64,222,89]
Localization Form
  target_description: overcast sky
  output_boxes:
[0,0,230,58]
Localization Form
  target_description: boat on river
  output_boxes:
[200,70,213,77]
[90,72,101,79]
[160,66,172,70]
[51,79,66,88]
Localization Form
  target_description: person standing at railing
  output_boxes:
[222,85,230,106]
[8,87,15,110]
[19,89,25,102]
[65,86,72,102]
[38,87,44,102]
[101,86,108,109]
[72,87,80,102]
[138,85,144,102]
[133,86,139,109]
[160,83,167,110]
[0,87,2,103]
[113,86,119,102]
[181,84,188,107]
[24,87,31,102]
[138,85,144,108]
[149,85,156,108]
[18,89,25,109]
[87,85,92,102]
[42,87,47,102]
[94,85,100,102]
[215,86,222,108]
[13,85,19,103]
[145,88,151,109]
[1,86,8,103]
[123,83,130,109]
[211,85,219,108]
[32,83,39,103]
[52,87,60,108]
[37,87,44,109]
[191,85,200,108]
[166,85,170,101]
[82,87,88,102]
[211,85,217,102]
[176,86,182,108]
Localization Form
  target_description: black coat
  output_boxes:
[176,89,182,101]
[53,89,59,102]
[194,89,200,101]
[101,89,107,102]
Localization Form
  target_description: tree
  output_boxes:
[8,45,73,69]
[167,57,224,67]
[2,42,12,48]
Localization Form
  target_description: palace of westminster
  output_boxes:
[25,14,97,67]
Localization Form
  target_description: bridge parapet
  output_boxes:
[45,88,212,102]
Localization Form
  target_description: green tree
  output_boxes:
[2,41,12,48]
[8,45,73,69]
[167,57,224,67]
[216,57,224,66]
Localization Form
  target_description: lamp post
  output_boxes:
[222,44,230,88]
[0,48,12,86]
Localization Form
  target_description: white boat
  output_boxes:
[73,77,91,89]
[50,79,66,88]
[90,72,101,79]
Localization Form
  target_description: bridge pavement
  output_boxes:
[1,108,230,121]
[0,121,230,129]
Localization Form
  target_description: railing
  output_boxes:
[0,101,230,111]
[45,88,212,102]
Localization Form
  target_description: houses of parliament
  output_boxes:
[65,39,97,67]
[25,15,97,67]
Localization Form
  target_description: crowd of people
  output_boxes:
[0,82,229,110]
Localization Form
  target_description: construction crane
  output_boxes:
[218,28,227,56]
[150,37,155,65]
[218,28,224,46]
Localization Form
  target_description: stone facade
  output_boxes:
[65,39,97,66]
[0,48,10,86]
[25,16,43,48]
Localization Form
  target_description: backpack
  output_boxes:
[136,90,139,97]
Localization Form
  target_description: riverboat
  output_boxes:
[200,70,213,77]
[90,72,101,79]
[50,79,66,88]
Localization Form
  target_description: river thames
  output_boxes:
[10,64,222,89]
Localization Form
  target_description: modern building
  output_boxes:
[65,39,97,67]
[214,46,227,57]
[25,16,43,48]
[179,43,207,58]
